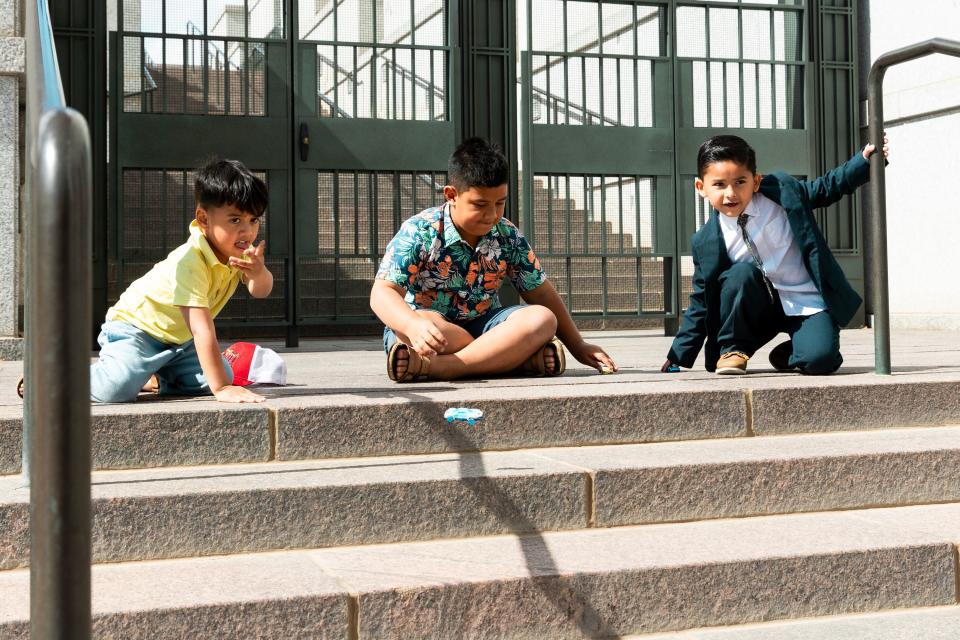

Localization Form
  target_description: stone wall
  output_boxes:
[870,0,960,330]
[0,0,22,343]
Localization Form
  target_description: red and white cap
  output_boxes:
[222,342,287,387]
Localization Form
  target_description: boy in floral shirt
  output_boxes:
[371,137,617,382]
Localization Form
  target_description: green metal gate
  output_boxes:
[519,0,836,327]
[107,0,860,338]
[292,0,456,328]
[521,0,678,322]
[110,0,456,342]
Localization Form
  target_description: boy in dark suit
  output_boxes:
[662,134,888,375]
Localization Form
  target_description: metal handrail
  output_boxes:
[24,0,92,637]
[867,37,960,375]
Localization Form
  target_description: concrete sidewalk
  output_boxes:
[1,327,956,412]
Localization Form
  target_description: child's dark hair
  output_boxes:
[448,137,509,191]
[194,158,269,218]
[696,135,757,178]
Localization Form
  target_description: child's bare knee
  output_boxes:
[520,305,558,338]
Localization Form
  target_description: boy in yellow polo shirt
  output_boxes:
[90,159,273,403]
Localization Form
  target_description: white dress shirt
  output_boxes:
[717,192,826,317]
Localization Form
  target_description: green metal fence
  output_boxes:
[100,0,860,337]
[110,0,457,342]
[518,0,848,326]
[521,0,676,321]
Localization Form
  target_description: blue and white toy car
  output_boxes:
[444,407,484,425]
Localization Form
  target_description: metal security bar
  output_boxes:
[531,174,667,315]
[301,0,450,122]
[300,169,446,322]
[121,30,275,116]
[25,0,93,637]
[867,37,960,375]
[293,0,455,327]
[676,2,805,129]
[522,0,676,321]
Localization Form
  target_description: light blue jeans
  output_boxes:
[90,320,232,403]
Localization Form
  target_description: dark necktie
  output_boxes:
[737,213,776,304]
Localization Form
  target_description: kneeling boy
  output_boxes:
[663,134,888,375]
[90,159,274,402]
[371,137,617,382]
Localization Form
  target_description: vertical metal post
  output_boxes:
[25,1,93,638]
[866,64,890,375]
[866,38,960,375]
[29,111,93,640]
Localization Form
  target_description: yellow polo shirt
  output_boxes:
[106,221,243,345]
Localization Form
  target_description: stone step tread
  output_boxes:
[1,503,959,638]
[2,448,585,499]
[536,424,960,468]
[3,425,957,499]
[3,426,960,568]
[3,376,960,474]
[630,605,960,639]
[0,449,587,568]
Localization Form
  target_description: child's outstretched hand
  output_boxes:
[229,241,267,277]
[214,384,266,403]
[863,134,890,160]
[568,340,617,373]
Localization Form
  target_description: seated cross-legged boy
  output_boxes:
[89,159,274,403]
[371,137,617,382]
[662,134,889,376]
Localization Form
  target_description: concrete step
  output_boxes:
[3,376,960,474]
[0,450,587,569]
[630,605,960,639]
[2,503,959,638]
[4,426,960,567]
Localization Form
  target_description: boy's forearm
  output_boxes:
[370,280,419,333]
[522,280,584,347]
[246,267,274,298]
[803,152,871,209]
[194,330,230,392]
[181,307,230,392]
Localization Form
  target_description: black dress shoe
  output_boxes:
[768,340,797,371]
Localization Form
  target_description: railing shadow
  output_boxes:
[394,389,626,638]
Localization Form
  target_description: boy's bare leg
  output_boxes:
[391,310,472,379]
[392,306,557,380]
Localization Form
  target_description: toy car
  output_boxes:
[444,407,484,425]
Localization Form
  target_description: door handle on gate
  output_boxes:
[299,123,310,161]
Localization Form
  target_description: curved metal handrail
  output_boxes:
[24,0,92,637]
[867,37,960,374]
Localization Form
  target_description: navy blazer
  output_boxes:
[667,152,870,371]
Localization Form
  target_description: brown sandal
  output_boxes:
[16,376,23,399]
[519,338,566,377]
[386,342,432,382]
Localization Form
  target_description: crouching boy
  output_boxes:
[663,134,888,375]
[371,137,617,382]
[90,159,273,402]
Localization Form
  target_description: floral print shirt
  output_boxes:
[376,204,547,321]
